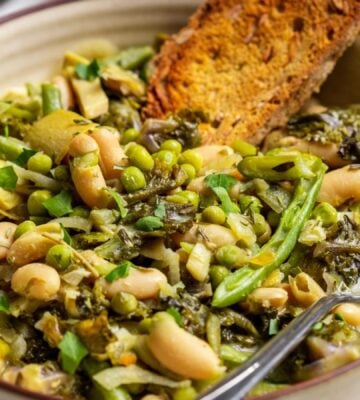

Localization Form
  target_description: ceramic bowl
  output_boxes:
[0,1,359,399]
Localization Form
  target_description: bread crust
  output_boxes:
[144,0,360,145]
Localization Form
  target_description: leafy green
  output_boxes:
[107,189,128,218]
[154,203,166,219]
[0,291,9,314]
[135,216,163,231]
[60,224,73,246]
[166,307,184,327]
[43,190,73,217]
[205,174,237,191]
[105,261,133,282]
[58,331,88,374]
[13,149,37,167]
[75,60,101,81]
[212,187,240,214]
[0,166,18,189]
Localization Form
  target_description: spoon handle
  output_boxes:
[198,294,360,400]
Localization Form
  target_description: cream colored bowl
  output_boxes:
[0,1,359,399]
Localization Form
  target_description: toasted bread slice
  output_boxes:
[144,0,360,145]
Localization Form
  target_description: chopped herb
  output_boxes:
[75,59,101,81]
[334,312,345,322]
[61,224,73,246]
[13,149,37,167]
[105,261,133,282]
[0,166,18,189]
[58,331,88,374]
[269,318,279,336]
[135,216,164,231]
[154,203,166,219]
[107,189,128,218]
[166,307,184,327]
[312,322,323,331]
[0,291,9,314]
[205,173,237,191]
[43,190,73,217]
[211,186,240,214]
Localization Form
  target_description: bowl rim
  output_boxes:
[0,0,360,399]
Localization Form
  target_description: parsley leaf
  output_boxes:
[269,318,279,336]
[166,307,184,327]
[60,224,72,246]
[154,203,166,219]
[205,173,237,191]
[75,59,101,81]
[0,166,18,189]
[107,189,128,218]
[0,291,9,314]
[135,216,164,231]
[105,261,133,282]
[13,149,37,167]
[212,186,240,214]
[58,331,88,374]
[43,190,73,217]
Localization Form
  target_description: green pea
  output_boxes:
[160,139,182,155]
[215,244,248,267]
[53,165,70,181]
[27,152,53,175]
[178,149,203,172]
[121,128,140,145]
[27,190,52,216]
[138,317,152,333]
[313,202,338,227]
[267,210,280,228]
[180,163,196,184]
[70,206,90,218]
[167,190,199,208]
[253,213,270,237]
[202,206,226,225]
[111,292,138,315]
[210,265,230,289]
[121,166,146,193]
[231,139,257,156]
[152,150,177,168]
[73,152,99,168]
[14,220,36,239]
[173,386,197,400]
[126,144,154,171]
[45,244,72,270]
[239,195,262,214]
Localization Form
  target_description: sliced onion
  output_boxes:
[52,217,92,233]
[94,364,190,390]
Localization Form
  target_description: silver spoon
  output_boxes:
[198,293,360,400]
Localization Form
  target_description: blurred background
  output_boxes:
[0,0,75,19]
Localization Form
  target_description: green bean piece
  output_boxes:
[167,190,199,208]
[46,244,72,270]
[312,202,338,227]
[238,154,316,181]
[160,139,183,155]
[41,83,62,115]
[111,292,138,315]
[220,344,251,365]
[152,150,177,168]
[202,205,226,225]
[27,152,53,175]
[14,220,36,239]
[178,149,203,172]
[126,144,154,171]
[173,386,197,400]
[180,163,196,184]
[121,128,140,145]
[210,266,230,289]
[231,139,257,157]
[27,190,52,216]
[0,136,27,161]
[121,166,146,193]
[213,157,327,307]
[53,165,70,181]
[239,195,262,214]
[116,46,155,70]
[206,313,221,354]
